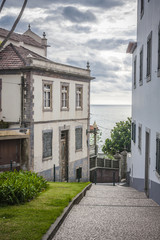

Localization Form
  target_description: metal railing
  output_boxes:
[90,157,119,170]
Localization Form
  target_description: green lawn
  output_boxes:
[0,182,90,240]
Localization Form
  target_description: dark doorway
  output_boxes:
[60,131,68,182]
[145,131,150,197]
[0,139,21,171]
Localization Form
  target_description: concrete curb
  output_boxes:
[42,183,92,240]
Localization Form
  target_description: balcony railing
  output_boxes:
[90,157,119,170]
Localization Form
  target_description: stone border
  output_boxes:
[42,183,92,240]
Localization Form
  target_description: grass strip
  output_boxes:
[0,182,90,240]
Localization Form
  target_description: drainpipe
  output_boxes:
[20,74,24,129]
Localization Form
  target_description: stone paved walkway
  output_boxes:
[52,183,160,240]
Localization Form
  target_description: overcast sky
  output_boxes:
[0,0,137,105]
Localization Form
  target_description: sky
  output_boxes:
[0,0,137,105]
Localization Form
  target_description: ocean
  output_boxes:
[90,105,131,152]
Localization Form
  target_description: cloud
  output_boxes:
[63,6,97,23]
[66,25,91,33]
[3,0,126,9]
[0,0,135,105]
[86,38,132,51]
[0,16,15,28]
[81,0,125,9]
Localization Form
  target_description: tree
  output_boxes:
[102,117,131,155]
[0,0,28,50]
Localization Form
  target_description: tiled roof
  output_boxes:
[0,44,24,69]
[0,28,43,48]
[0,43,52,70]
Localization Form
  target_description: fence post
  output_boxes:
[10,160,13,171]
[114,151,121,182]
[94,169,97,185]
[53,164,56,182]
[113,171,116,186]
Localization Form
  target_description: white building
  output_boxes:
[127,0,160,204]
[0,27,93,182]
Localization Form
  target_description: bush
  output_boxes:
[102,118,131,155]
[0,170,48,205]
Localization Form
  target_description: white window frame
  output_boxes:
[140,0,144,19]
[76,84,83,110]
[146,31,152,82]
[133,57,137,89]
[43,81,53,111]
[138,124,142,152]
[158,23,160,76]
[61,83,69,110]
[139,46,143,85]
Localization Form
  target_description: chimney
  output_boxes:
[41,32,48,57]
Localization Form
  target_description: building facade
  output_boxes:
[0,27,93,182]
[127,0,160,204]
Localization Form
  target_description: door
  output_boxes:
[145,131,150,197]
[0,139,21,171]
[60,131,68,182]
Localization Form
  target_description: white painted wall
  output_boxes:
[33,120,88,173]
[131,0,160,184]
[33,74,89,122]
[33,73,89,173]
[0,74,21,123]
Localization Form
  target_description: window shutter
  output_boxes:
[0,79,2,111]
[158,29,160,70]
[76,127,82,150]
[156,138,160,174]
[132,122,134,140]
[134,123,136,143]
[43,131,53,159]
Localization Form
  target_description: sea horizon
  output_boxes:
[90,104,131,106]
[90,104,131,152]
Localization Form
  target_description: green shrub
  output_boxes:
[0,170,48,205]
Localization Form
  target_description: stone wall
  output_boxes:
[90,168,119,183]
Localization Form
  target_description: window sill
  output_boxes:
[76,107,83,111]
[61,107,69,111]
[146,74,151,82]
[138,147,142,154]
[75,148,83,152]
[42,156,52,161]
[140,10,144,19]
[155,170,160,181]
[139,80,143,86]
[43,108,53,112]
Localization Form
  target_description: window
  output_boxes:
[139,47,143,85]
[43,81,52,111]
[132,122,136,143]
[138,125,142,151]
[61,83,69,110]
[147,32,152,81]
[156,135,160,175]
[43,130,53,160]
[158,25,160,74]
[76,85,83,109]
[133,57,136,89]
[76,167,82,181]
[75,127,82,151]
[0,79,2,112]
[140,0,144,18]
